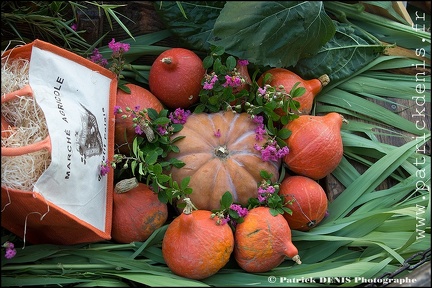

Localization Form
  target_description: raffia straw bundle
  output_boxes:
[1,49,51,191]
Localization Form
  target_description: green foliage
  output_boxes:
[111,107,191,206]
[210,1,335,68]
[1,1,132,54]
[292,21,386,82]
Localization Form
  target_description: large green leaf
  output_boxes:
[154,1,225,51]
[209,1,335,67]
[293,21,385,82]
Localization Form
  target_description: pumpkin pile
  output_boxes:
[111,47,345,279]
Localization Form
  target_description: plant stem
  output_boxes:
[123,64,152,71]
[1,263,118,271]
[325,1,430,41]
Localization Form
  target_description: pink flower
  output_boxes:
[157,124,168,135]
[220,215,230,225]
[237,59,249,66]
[214,129,221,137]
[230,204,248,217]
[258,86,267,96]
[203,74,218,90]
[71,23,77,31]
[255,125,266,141]
[100,161,111,176]
[222,75,242,88]
[108,38,130,53]
[113,106,122,114]
[253,115,264,124]
[3,241,17,259]
[135,125,143,135]
[169,108,191,124]
[89,48,108,67]
[5,248,16,259]
[276,146,289,158]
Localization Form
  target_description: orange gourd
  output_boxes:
[234,206,301,273]
[111,178,168,243]
[282,112,345,180]
[162,198,234,280]
[149,48,205,109]
[165,111,280,211]
[115,84,163,154]
[257,68,330,115]
[279,175,328,231]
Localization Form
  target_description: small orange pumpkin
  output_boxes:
[149,48,205,109]
[111,178,168,243]
[279,175,328,231]
[115,84,163,155]
[234,206,301,273]
[165,111,280,211]
[162,198,234,280]
[282,112,344,180]
[257,68,329,115]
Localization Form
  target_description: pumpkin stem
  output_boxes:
[214,145,229,158]
[115,177,139,194]
[292,254,302,265]
[318,74,330,87]
[161,57,172,64]
[182,197,198,215]
[341,114,349,124]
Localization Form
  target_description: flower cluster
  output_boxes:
[2,241,17,259]
[246,171,293,217]
[100,107,190,177]
[213,203,249,227]
[202,68,245,91]
[89,48,109,67]
[257,179,277,203]
[251,115,290,162]
[88,38,130,77]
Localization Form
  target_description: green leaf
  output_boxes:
[210,1,335,67]
[154,1,225,51]
[220,191,233,209]
[277,127,291,139]
[145,151,158,165]
[180,176,190,190]
[361,1,411,25]
[293,21,385,82]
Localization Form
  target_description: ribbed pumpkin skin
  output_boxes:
[115,84,163,154]
[167,111,280,210]
[257,68,328,115]
[234,207,300,273]
[279,175,328,231]
[283,112,344,180]
[111,183,168,243]
[162,210,234,280]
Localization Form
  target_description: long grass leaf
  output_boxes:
[317,88,427,135]
[323,135,429,222]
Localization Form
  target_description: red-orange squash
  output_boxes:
[279,175,328,231]
[115,84,163,154]
[166,111,280,211]
[257,68,330,115]
[282,112,344,180]
[149,48,205,109]
[234,206,301,273]
[111,178,168,243]
[162,198,234,280]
